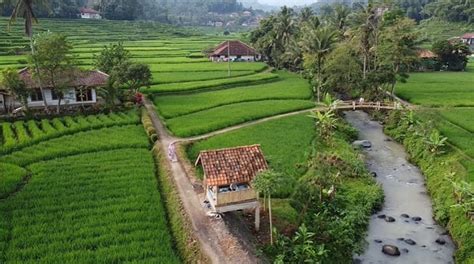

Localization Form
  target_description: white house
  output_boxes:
[461,33,474,52]
[209,40,261,62]
[0,68,108,113]
[80,7,102,19]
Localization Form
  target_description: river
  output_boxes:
[344,111,455,264]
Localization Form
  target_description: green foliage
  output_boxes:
[424,129,448,154]
[1,67,28,109]
[113,62,153,93]
[308,110,337,140]
[94,42,131,74]
[432,40,471,71]
[424,0,474,23]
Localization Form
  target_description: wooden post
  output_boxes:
[352,101,356,110]
[255,204,260,232]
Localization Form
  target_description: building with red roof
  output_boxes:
[80,7,102,19]
[461,33,474,51]
[196,145,267,229]
[0,68,108,113]
[209,40,261,62]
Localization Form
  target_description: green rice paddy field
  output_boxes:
[396,60,474,182]
[0,16,317,262]
[0,112,180,263]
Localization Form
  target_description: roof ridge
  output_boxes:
[199,144,262,154]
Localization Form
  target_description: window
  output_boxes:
[30,89,43,102]
[75,88,93,102]
[51,89,59,100]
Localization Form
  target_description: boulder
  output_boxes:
[385,216,396,223]
[382,245,401,256]
[411,216,422,221]
[404,239,416,245]
[371,172,377,177]
[353,140,372,149]
[435,238,446,245]
[377,214,386,219]
[401,214,410,218]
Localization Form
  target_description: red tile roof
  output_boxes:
[211,40,257,57]
[195,145,268,186]
[80,7,100,14]
[462,33,474,39]
[18,68,109,89]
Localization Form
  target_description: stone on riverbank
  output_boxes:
[382,245,401,256]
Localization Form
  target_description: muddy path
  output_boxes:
[345,111,455,264]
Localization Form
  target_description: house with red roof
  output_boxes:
[209,40,261,62]
[80,7,102,19]
[0,68,108,113]
[195,144,268,230]
[461,33,474,51]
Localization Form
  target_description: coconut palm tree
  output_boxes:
[300,27,338,102]
[7,0,50,109]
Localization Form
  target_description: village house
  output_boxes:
[80,7,102,19]
[461,33,474,52]
[0,68,108,113]
[195,145,267,230]
[209,40,261,62]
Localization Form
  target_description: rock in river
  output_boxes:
[353,140,372,148]
[385,216,396,223]
[404,239,416,245]
[382,245,401,256]
[401,213,410,218]
[411,216,422,221]
[377,214,386,219]
[436,238,446,245]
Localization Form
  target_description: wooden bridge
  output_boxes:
[334,101,404,111]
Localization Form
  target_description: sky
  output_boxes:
[257,0,317,6]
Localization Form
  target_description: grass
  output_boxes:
[0,125,149,167]
[396,61,474,107]
[155,71,311,118]
[147,71,276,93]
[0,111,140,154]
[166,100,315,138]
[0,148,180,263]
[0,163,27,198]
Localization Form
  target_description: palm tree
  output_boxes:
[300,27,338,102]
[252,169,282,245]
[330,4,351,32]
[7,0,50,109]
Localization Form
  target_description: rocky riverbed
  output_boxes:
[345,111,455,264]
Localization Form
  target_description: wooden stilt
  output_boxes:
[255,204,260,232]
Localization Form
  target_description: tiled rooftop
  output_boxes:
[195,144,268,186]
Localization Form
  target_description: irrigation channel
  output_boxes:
[345,111,455,264]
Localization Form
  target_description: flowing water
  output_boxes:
[345,111,455,264]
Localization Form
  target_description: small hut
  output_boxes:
[195,144,267,230]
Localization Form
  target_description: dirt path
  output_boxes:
[144,99,260,264]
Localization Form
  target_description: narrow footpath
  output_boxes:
[144,98,260,264]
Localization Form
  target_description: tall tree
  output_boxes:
[252,169,283,245]
[30,32,75,113]
[1,68,29,113]
[300,26,338,102]
[6,0,50,109]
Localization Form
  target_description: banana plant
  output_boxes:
[424,129,448,155]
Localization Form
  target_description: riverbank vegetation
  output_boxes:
[385,110,474,262]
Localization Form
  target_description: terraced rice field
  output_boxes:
[396,60,474,183]
[0,111,180,262]
[0,16,317,261]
